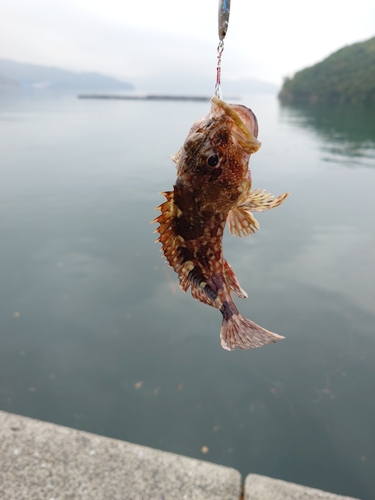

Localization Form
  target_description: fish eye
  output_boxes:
[207,154,219,167]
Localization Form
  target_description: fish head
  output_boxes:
[176,97,261,211]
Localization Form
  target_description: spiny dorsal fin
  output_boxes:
[151,190,178,265]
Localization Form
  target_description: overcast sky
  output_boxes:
[0,0,374,89]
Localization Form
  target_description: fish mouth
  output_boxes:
[211,96,261,154]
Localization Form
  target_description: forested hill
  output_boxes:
[278,36,375,104]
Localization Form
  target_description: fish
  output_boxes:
[152,96,290,351]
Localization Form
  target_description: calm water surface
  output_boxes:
[1,92,375,499]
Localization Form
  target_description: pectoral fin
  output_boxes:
[227,206,260,238]
[241,189,290,212]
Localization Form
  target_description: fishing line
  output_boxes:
[215,40,225,99]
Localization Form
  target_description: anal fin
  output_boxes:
[224,260,247,298]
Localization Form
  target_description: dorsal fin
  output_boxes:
[152,191,179,268]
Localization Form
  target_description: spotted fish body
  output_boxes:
[153,97,290,351]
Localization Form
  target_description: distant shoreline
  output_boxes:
[77,94,239,102]
[78,94,211,102]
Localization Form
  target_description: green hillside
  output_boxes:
[279,36,375,104]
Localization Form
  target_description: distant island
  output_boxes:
[278,35,375,104]
[0,59,133,92]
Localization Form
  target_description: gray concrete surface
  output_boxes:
[0,410,241,500]
[244,474,360,500]
[0,411,360,500]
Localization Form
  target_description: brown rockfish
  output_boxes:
[152,96,289,351]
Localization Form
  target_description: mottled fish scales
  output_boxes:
[152,96,290,351]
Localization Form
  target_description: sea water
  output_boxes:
[0,91,375,499]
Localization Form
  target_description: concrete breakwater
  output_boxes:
[0,410,359,499]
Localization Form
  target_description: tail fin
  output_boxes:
[220,314,284,351]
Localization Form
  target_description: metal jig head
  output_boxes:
[218,0,231,41]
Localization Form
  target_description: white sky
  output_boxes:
[0,0,374,86]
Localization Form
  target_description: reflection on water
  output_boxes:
[279,101,375,168]
[0,93,375,499]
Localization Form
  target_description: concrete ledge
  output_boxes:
[0,411,360,500]
[0,410,241,499]
[244,473,359,500]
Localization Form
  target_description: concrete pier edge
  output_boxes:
[0,410,359,499]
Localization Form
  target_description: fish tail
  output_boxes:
[220,312,284,351]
